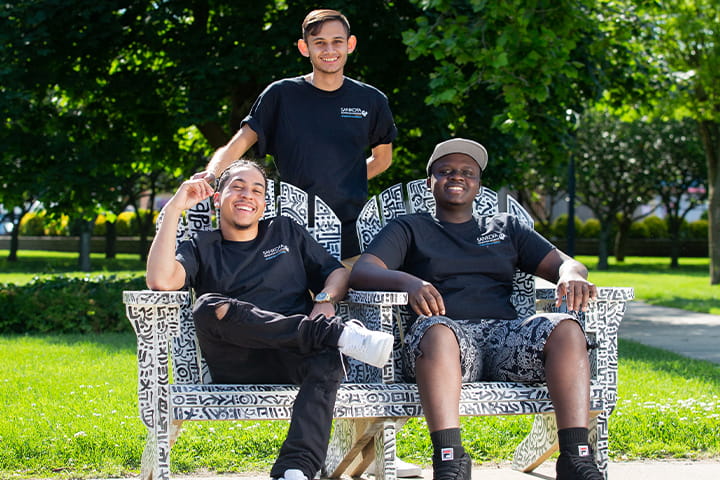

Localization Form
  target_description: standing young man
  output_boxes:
[197,9,397,261]
[147,160,393,480]
[349,139,603,480]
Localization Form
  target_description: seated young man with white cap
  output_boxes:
[349,139,601,480]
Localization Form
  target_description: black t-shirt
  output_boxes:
[176,216,343,316]
[243,76,397,258]
[365,213,556,320]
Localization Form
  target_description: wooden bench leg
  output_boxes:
[324,418,398,479]
[140,419,181,480]
[127,300,184,480]
[589,414,609,479]
[511,413,559,473]
[512,413,605,477]
[371,420,400,480]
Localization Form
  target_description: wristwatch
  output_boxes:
[314,292,334,304]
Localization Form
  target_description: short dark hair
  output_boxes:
[302,9,350,39]
[217,159,268,193]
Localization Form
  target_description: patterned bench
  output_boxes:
[123,180,633,480]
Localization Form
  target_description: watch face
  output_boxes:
[315,292,331,303]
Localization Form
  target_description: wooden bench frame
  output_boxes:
[124,180,632,480]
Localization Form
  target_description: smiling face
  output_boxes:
[427,153,482,220]
[215,165,267,241]
[298,19,356,76]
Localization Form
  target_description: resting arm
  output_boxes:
[309,266,350,319]
[146,179,214,291]
[366,143,393,180]
[534,249,598,312]
[350,253,446,316]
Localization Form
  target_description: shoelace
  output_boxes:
[433,455,469,480]
[339,350,348,380]
[565,455,603,480]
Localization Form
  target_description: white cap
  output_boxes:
[426,138,488,175]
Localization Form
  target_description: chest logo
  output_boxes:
[263,244,290,260]
[340,107,368,119]
[476,232,506,247]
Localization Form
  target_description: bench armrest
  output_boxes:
[123,290,191,338]
[345,289,408,306]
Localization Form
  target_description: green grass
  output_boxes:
[576,256,720,315]
[0,250,145,285]
[0,335,717,479]
[0,251,718,477]
[610,340,720,459]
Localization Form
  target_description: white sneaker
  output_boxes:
[277,469,308,480]
[338,319,393,368]
[367,457,423,477]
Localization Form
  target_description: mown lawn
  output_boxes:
[0,251,718,478]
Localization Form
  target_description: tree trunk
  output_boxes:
[614,217,632,263]
[78,220,93,272]
[597,224,611,270]
[6,210,28,262]
[666,215,682,269]
[7,219,20,262]
[698,120,719,284]
[105,221,117,259]
[709,184,719,284]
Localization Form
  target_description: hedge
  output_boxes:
[0,275,147,334]
[17,210,159,237]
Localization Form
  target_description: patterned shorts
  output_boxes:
[401,313,591,383]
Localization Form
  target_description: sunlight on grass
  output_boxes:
[0,250,145,285]
[1,334,720,478]
[0,252,719,476]
[611,339,720,459]
[575,256,720,315]
[0,334,145,478]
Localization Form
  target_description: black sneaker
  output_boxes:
[556,445,603,480]
[432,449,471,480]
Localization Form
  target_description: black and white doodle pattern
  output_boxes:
[313,196,342,261]
[280,182,308,227]
[356,198,383,253]
[125,181,633,480]
[380,184,407,222]
[262,181,276,220]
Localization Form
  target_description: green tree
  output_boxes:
[574,109,660,269]
[648,119,708,268]
[400,1,651,181]
[603,0,720,283]
[1,1,207,266]
[0,98,50,261]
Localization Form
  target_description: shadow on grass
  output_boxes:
[640,296,720,314]
[576,256,710,275]
[597,263,708,276]
[1,332,137,353]
[619,338,720,386]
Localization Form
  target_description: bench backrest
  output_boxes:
[162,181,341,384]
[357,179,537,319]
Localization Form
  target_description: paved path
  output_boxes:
[619,301,720,364]
[158,459,720,480]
